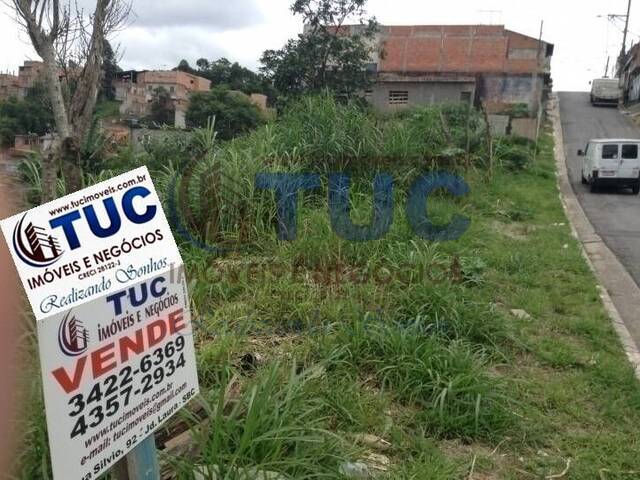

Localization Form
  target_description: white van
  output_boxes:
[590,78,621,106]
[578,139,640,194]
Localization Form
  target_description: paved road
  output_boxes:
[559,92,640,286]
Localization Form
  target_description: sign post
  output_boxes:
[1,167,199,480]
[113,435,160,479]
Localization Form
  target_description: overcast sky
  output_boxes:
[0,0,637,91]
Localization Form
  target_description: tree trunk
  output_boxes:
[40,42,72,201]
[41,153,58,202]
[481,104,494,178]
[60,138,83,194]
[70,2,108,145]
[15,0,118,200]
[40,43,71,139]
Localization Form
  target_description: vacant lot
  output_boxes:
[16,97,640,479]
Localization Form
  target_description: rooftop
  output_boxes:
[342,24,554,75]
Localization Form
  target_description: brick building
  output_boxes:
[338,25,554,116]
[0,74,19,101]
[115,70,211,127]
[0,60,46,101]
[18,61,44,96]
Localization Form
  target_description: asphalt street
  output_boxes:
[559,92,640,286]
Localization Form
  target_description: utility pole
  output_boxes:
[531,21,544,118]
[533,20,544,160]
[622,0,632,58]
[599,8,633,76]
[615,0,632,76]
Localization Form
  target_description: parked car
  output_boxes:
[590,78,621,106]
[578,139,640,193]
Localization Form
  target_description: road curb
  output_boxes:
[550,94,640,380]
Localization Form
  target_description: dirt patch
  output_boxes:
[491,221,535,241]
[0,151,26,215]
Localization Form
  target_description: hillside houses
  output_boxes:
[0,61,45,101]
[115,70,212,128]
[336,24,554,116]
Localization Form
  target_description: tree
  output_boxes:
[148,87,175,126]
[7,0,131,200]
[175,57,275,99]
[186,88,264,140]
[196,58,210,71]
[260,0,379,103]
[0,81,54,146]
[100,39,121,101]
[177,59,193,73]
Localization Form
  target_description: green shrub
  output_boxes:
[187,88,265,140]
[324,318,510,440]
[270,93,380,170]
[382,103,486,164]
[169,362,357,478]
[0,115,19,147]
[268,95,489,172]
[0,82,54,145]
[495,136,535,171]
[147,87,175,126]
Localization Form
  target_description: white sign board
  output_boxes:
[1,167,199,480]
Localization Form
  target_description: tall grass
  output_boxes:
[169,361,358,479]
[320,317,510,441]
[17,95,633,480]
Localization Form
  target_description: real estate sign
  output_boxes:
[1,167,199,480]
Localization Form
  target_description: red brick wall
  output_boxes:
[376,25,549,75]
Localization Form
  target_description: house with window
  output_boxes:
[621,43,640,105]
[342,24,553,118]
[0,73,19,101]
[18,61,45,97]
[115,70,211,127]
[0,60,47,101]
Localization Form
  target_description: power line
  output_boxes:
[608,19,640,40]
[598,2,633,76]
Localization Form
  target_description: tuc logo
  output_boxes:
[254,172,471,242]
[169,167,472,256]
[13,215,64,268]
[58,311,89,357]
[14,186,158,268]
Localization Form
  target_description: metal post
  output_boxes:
[113,435,160,480]
[532,20,544,156]
[615,0,633,76]
[622,0,632,58]
[530,21,544,118]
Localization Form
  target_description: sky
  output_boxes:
[0,0,637,92]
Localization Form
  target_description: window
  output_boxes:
[622,144,638,159]
[460,91,472,104]
[365,63,378,73]
[602,144,619,159]
[389,90,409,105]
[170,86,175,93]
[364,89,373,101]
